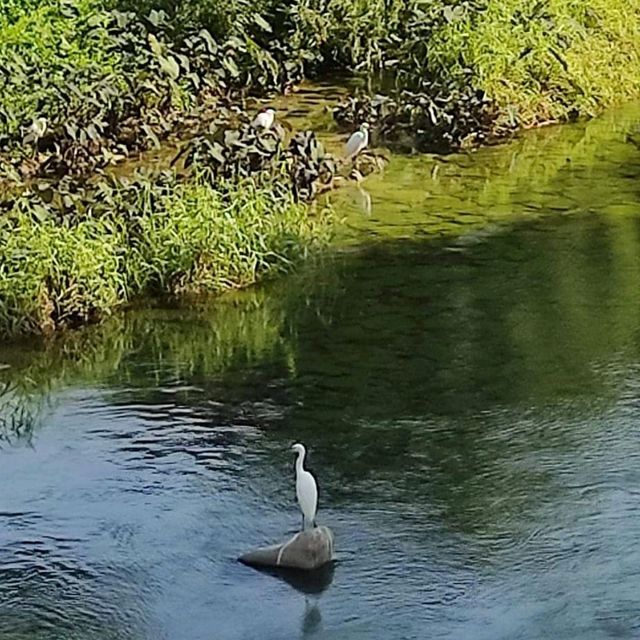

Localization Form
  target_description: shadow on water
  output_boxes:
[252,564,335,638]
[248,562,336,595]
[1,102,640,639]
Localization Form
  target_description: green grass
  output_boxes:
[286,0,640,127]
[423,0,640,126]
[0,175,331,337]
[0,210,127,335]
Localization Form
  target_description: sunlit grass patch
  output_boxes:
[427,0,640,126]
[131,177,331,295]
[0,175,332,337]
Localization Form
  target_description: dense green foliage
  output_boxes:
[1,0,639,170]
[0,0,338,338]
[422,0,640,126]
[326,0,640,149]
[0,0,300,181]
[0,173,331,336]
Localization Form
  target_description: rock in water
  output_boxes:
[239,526,334,571]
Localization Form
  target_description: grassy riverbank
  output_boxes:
[0,0,335,338]
[327,0,640,149]
[1,0,640,337]
[0,174,331,336]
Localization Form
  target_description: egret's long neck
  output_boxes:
[295,450,305,474]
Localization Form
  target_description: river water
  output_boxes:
[1,99,640,639]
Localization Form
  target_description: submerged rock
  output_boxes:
[239,526,334,571]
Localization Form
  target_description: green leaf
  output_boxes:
[222,56,240,79]
[227,36,246,51]
[253,14,272,33]
[148,9,164,27]
[207,142,226,164]
[142,124,160,149]
[31,205,50,222]
[198,29,218,54]
[159,56,180,80]
[148,33,163,57]
[176,53,190,72]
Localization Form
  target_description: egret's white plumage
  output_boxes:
[344,122,370,159]
[30,117,47,138]
[24,117,47,147]
[291,443,318,530]
[251,108,276,130]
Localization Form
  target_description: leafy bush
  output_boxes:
[0,0,297,182]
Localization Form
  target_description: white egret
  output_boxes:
[344,122,370,160]
[31,117,47,138]
[291,443,318,531]
[251,107,276,130]
[24,117,47,146]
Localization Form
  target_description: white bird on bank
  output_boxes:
[291,443,318,531]
[344,122,370,160]
[251,107,276,130]
[24,116,47,146]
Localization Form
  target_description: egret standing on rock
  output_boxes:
[291,443,318,531]
[344,122,369,160]
[251,107,276,130]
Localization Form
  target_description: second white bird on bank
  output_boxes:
[251,107,276,130]
[344,122,370,160]
[291,442,318,531]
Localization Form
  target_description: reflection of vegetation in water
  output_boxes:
[0,251,346,442]
[290,213,640,430]
[279,111,640,526]
[332,103,640,242]
[277,215,640,536]
[0,292,284,390]
[0,381,37,447]
[0,266,331,434]
[3,207,640,538]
